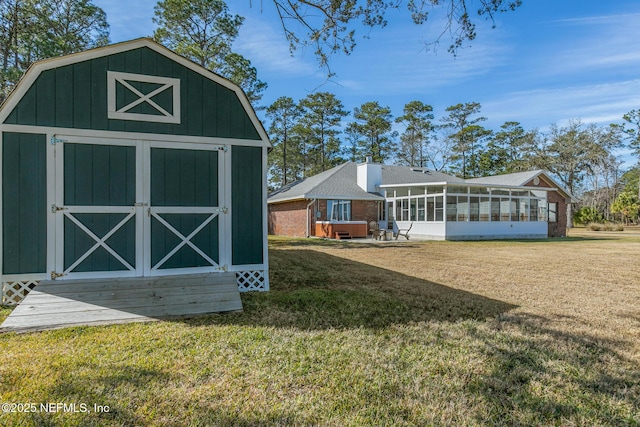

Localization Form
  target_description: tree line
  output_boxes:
[266,95,640,224]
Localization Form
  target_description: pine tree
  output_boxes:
[297,92,348,174]
[440,102,489,178]
[395,100,435,167]
[348,101,396,164]
[266,96,303,188]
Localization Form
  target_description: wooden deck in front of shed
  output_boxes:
[0,272,242,333]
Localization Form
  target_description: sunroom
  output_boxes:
[381,183,550,240]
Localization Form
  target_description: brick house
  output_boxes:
[268,163,384,238]
[268,159,575,240]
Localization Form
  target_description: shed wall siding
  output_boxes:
[3,47,261,140]
[2,132,47,274]
[232,146,263,265]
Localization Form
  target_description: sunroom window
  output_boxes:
[327,200,351,221]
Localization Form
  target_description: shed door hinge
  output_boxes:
[214,207,228,214]
[217,264,228,271]
[51,204,68,213]
[50,136,67,145]
[50,271,66,280]
[216,145,228,152]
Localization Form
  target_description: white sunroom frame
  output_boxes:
[381,182,556,239]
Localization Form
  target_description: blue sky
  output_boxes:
[96,0,640,159]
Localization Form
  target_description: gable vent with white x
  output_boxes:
[107,71,181,124]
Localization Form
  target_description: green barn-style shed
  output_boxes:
[0,39,270,317]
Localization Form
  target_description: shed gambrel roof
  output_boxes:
[269,163,384,203]
[0,38,270,146]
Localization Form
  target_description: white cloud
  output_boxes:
[233,16,321,78]
[533,12,640,78]
[326,21,513,96]
[483,80,640,129]
[543,12,640,25]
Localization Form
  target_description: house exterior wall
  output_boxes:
[314,199,379,223]
[353,200,380,223]
[445,221,548,240]
[524,177,568,237]
[268,199,380,238]
[268,200,309,237]
[394,220,446,240]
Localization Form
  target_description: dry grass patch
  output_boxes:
[0,233,639,425]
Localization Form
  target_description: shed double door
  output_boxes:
[53,136,225,279]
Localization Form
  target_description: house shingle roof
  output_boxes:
[465,170,545,186]
[268,163,464,203]
[268,163,384,203]
[380,165,465,186]
[466,169,577,201]
[268,163,576,203]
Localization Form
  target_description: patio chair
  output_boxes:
[368,220,385,240]
[395,222,413,240]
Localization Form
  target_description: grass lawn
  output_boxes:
[1,230,639,426]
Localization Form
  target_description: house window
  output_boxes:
[410,198,417,221]
[510,199,520,221]
[448,186,468,195]
[395,198,411,221]
[446,196,457,221]
[491,199,500,221]
[435,196,444,221]
[519,199,529,221]
[417,198,425,221]
[530,199,539,221]
[480,197,490,221]
[469,196,479,221]
[548,202,557,222]
[426,198,434,221]
[500,197,510,221]
[327,200,351,221]
[401,199,410,221]
[457,195,469,221]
